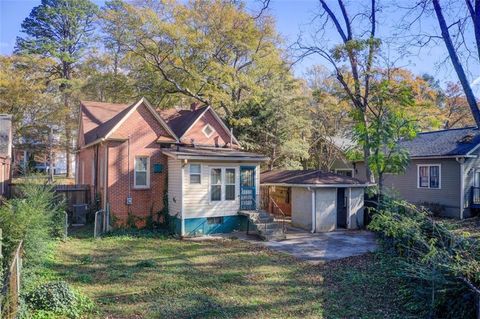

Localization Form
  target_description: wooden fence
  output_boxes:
[9,183,91,214]
[0,239,23,319]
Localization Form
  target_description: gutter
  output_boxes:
[353,155,477,163]
[162,153,269,162]
[261,183,374,188]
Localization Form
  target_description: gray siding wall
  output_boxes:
[355,158,461,218]
[291,187,312,230]
[463,148,480,218]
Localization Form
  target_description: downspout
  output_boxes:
[181,159,186,237]
[103,144,108,211]
[308,187,316,233]
[456,157,465,219]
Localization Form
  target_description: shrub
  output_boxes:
[25,281,76,312]
[0,182,64,267]
[25,281,94,319]
[369,196,480,318]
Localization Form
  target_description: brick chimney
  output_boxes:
[190,102,200,111]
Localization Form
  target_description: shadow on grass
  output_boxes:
[48,231,420,319]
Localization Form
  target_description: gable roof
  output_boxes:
[160,105,240,146]
[80,98,179,147]
[261,170,368,187]
[399,127,480,158]
[160,106,209,137]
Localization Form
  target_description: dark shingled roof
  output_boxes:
[160,106,209,138]
[163,146,268,160]
[82,101,136,145]
[399,127,480,157]
[261,170,366,185]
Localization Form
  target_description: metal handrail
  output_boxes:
[268,196,287,234]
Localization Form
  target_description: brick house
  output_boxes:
[76,97,268,236]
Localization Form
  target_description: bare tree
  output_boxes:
[400,0,480,127]
[296,0,380,183]
[432,0,480,127]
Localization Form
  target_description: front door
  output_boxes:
[240,166,256,210]
[336,188,348,228]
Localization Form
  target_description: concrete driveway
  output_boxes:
[229,228,378,264]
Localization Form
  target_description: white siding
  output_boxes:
[291,187,313,230]
[349,187,364,229]
[167,158,183,217]
[182,162,261,218]
[315,188,337,232]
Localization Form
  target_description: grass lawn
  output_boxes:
[41,231,419,319]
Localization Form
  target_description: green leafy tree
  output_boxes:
[15,0,98,177]
[103,0,286,117]
[355,73,418,198]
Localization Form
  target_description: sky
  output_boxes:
[1,0,479,94]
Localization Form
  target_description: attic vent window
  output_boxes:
[202,124,215,138]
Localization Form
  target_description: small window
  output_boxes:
[211,168,222,201]
[418,165,440,189]
[207,217,224,224]
[190,164,201,184]
[225,168,236,200]
[202,124,215,138]
[335,169,353,177]
[134,156,150,188]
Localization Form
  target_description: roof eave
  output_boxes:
[162,151,269,162]
[261,182,374,188]
[353,154,477,162]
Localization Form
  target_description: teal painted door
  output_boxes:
[240,166,256,210]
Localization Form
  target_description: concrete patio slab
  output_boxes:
[215,228,378,264]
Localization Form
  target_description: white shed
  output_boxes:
[261,170,371,232]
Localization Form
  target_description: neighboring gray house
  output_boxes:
[338,127,480,219]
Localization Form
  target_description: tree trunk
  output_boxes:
[64,94,73,178]
[433,0,480,127]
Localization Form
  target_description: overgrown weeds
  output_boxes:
[369,197,480,318]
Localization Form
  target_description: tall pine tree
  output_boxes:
[16,0,98,177]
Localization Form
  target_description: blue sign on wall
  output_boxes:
[153,163,164,173]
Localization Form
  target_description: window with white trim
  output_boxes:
[418,164,440,189]
[225,168,236,200]
[134,156,150,188]
[189,164,201,184]
[202,124,215,138]
[210,168,222,201]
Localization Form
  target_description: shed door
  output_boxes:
[240,167,256,210]
[336,188,348,228]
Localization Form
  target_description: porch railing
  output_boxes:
[260,196,287,234]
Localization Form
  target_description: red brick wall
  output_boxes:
[182,109,238,147]
[106,103,169,225]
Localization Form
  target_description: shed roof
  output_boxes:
[261,170,367,186]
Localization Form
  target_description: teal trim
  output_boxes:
[182,215,247,237]
[168,215,182,235]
